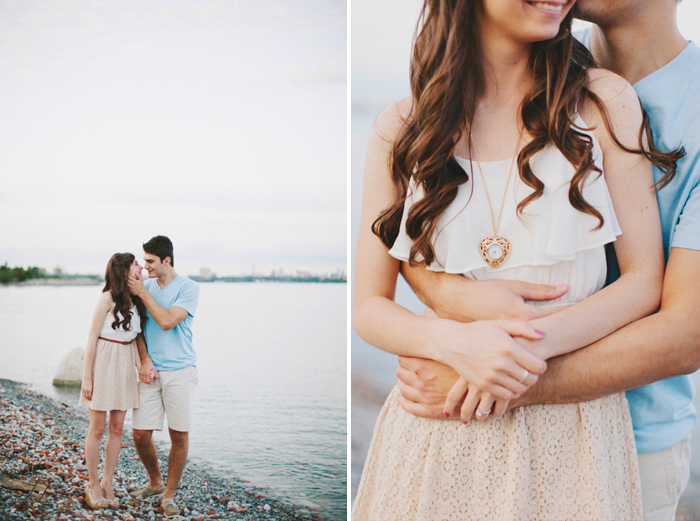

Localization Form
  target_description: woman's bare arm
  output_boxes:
[81,291,112,400]
[353,100,547,400]
[518,70,664,360]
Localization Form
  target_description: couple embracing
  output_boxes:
[78,235,199,518]
[354,0,699,520]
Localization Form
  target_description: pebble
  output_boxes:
[1,379,324,520]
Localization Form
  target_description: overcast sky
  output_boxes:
[0,0,346,277]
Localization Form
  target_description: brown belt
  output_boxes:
[98,336,134,345]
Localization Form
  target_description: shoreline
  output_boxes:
[1,279,346,287]
[0,379,330,521]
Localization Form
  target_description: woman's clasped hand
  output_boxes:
[429,319,546,420]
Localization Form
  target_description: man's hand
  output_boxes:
[139,358,159,384]
[396,357,459,419]
[127,272,146,298]
[434,278,571,322]
[401,262,571,322]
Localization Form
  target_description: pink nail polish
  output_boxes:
[444,412,450,418]
[535,329,546,336]
[462,420,467,425]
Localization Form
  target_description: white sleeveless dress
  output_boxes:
[78,305,142,411]
[353,129,643,520]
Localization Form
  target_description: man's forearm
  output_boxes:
[401,262,447,310]
[517,307,699,407]
[139,291,177,330]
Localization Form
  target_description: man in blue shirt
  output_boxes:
[393,2,699,519]
[127,235,200,519]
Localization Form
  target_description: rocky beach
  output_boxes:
[0,380,331,521]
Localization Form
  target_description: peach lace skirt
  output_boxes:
[78,337,140,411]
[353,386,643,521]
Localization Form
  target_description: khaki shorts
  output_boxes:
[638,439,691,521]
[132,365,198,432]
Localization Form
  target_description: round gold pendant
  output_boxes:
[479,236,511,268]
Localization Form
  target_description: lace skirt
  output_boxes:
[353,386,643,521]
[78,338,140,411]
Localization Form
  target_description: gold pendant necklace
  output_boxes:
[471,126,524,268]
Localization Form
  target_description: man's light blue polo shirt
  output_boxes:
[579,29,700,453]
[144,275,199,372]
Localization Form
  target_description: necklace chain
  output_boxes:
[471,127,524,236]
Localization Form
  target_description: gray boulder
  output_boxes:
[52,348,85,386]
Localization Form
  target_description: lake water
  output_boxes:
[0,282,347,520]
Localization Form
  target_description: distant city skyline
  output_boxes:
[0,257,345,279]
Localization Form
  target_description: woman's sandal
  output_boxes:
[85,486,109,510]
[101,485,120,509]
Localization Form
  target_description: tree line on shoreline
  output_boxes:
[0,264,50,283]
[0,264,346,284]
[0,264,101,284]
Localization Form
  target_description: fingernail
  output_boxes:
[556,284,567,291]
[535,329,546,336]
[444,412,450,418]
[462,420,467,425]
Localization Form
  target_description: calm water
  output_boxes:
[0,283,347,519]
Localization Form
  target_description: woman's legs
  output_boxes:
[86,409,107,499]
[101,410,127,499]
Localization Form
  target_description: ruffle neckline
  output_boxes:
[388,124,621,274]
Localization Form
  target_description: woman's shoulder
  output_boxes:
[581,68,644,152]
[582,68,641,121]
[586,67,632,97]
[372,97,413,143]
[95,290,114,314]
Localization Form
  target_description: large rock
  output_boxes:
[52,348,85,386]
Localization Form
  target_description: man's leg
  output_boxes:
[163,429,189,500]
[132,428,164,490]
[131,375,166,493]
[638,440,691,521]
[160,365,197,501]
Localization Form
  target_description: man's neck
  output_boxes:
[157,268,178,289]
[589,4,687,85]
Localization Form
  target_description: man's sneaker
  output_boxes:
[128,483,165,499]
[162,498,180,518]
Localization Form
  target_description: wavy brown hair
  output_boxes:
[103,253,147,332]
[373,0,684,267]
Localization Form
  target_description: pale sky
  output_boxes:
[0,0,346,276]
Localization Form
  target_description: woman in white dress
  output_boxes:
[353,0,681,519]
[79,253,149,510]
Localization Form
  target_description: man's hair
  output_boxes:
[143,235,174,267]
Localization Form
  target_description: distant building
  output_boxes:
[199,268,214,281]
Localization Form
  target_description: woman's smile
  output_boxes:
[525,1,567,18]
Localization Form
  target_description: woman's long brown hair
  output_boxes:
[373,0,684,268]
[103,253,148,331]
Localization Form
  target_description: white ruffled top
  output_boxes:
[388,123,621,307]
[99,305,141,342]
